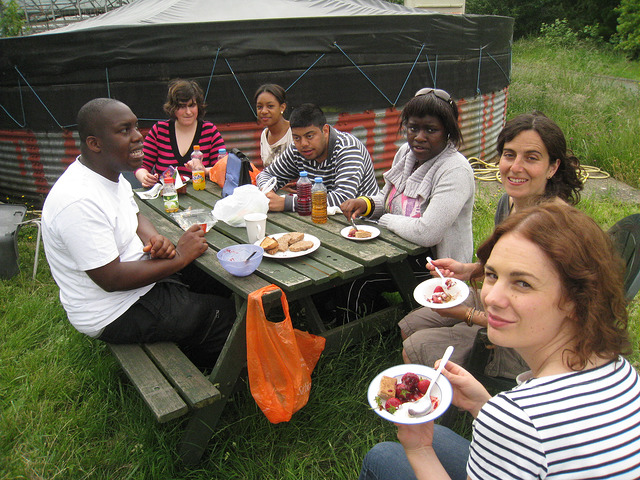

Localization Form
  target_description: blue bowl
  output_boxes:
[217,244,264,277]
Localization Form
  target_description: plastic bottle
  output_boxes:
[191,145,206,191]
[162,174,179,213]
[296,171,312,216]
[311,176,327,224]
[217,148,228,165]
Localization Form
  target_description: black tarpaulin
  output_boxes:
[0,0,513,130]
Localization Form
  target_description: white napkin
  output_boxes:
[135,183,163,200]
[327,206,342,216]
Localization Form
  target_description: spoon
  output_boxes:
[408,345,454,417]
[427,256,448,291]
[244,251,257,263]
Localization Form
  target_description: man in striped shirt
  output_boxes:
[256,103,380,211]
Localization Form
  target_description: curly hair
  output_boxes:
[472,202,630,370]
[163,79,207,120]
[497,112,583,205]
[400,88,463,148]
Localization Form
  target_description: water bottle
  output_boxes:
[217,148,228,166]
[296,171,312,216]
[311,176,327,224]
[162,174,179,213]
[191,145,205,191]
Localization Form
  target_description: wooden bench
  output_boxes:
[108,342,221,423]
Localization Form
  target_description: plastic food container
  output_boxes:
[171,209,217,232]
[217,244,264,276]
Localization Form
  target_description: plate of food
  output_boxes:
[256,232,320,258]
[340,225,380,241]
[368,364,453,424]
[413,277,469,309]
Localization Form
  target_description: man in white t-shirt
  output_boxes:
[42,98,234,368]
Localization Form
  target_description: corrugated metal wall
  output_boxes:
[0,88,507,205]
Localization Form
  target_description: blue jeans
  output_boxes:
[358,424,470,480]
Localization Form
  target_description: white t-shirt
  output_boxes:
[42,159,154,337]
[260,127,293,168]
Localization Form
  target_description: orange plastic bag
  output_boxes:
[246,285,326,423]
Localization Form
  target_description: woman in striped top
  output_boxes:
[135,79,226,187]
[359,202,640,480]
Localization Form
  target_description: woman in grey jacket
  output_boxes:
[340,88,474,321]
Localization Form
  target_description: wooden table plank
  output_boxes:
[108,344,188,423]
[143,343,221,410]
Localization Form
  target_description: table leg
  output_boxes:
[387,259,419,311]
[178,296,247,466]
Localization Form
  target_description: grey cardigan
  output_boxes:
[372,142,475,263]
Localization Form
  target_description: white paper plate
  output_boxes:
[255,233,321,258]
[340,225,380,241]
[367,364,453,424]
[413,277,470,309]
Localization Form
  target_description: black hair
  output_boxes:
[289,103,326,129]
[400,90,462,148]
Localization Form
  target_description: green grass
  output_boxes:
[1,37,639,479]
[510,38,640,189]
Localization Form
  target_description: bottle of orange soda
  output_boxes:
[191,145,206,191]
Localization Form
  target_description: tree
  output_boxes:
[613,0,640,59]
[0,0,25,37]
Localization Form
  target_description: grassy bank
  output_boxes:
[1,37,639,479]
[509,38,640,188]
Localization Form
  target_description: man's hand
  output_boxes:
[142,235,176,259]
[265,191,285,211]
[175,224,209,262]
[340,198,367,220]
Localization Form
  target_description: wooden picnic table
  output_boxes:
[134,182,427,464]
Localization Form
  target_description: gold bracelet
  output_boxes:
[465,308,475,326]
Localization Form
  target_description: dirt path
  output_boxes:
[475,175,640,205]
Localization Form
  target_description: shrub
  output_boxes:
[613,0,640,59]
[0,0,24,37]
[540,19,580,46]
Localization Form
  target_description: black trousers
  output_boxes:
[98,276,235,370]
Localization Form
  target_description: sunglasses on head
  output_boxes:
[414,88,452,103]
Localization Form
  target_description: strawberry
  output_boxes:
[433,285,444,293]
[417,379,431,394]
[385,397,402,413]
[396,382,412,402]
[402,372,420,389]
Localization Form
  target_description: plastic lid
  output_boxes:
[193,145,200,151]
[219,148,227,155]
[300,171,308,177]
[315,177,323,182]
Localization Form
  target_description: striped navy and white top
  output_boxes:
[256,126,380,209]
[467,356,640,479]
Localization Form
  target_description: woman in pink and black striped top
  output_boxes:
[135,79,226,187]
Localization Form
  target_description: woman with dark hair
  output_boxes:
[359,202,640,480]
[338,88,474,321]
[135,78,226,187]
[341,87,474,260]
[400,112,584,376]
[254,83,292,168]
